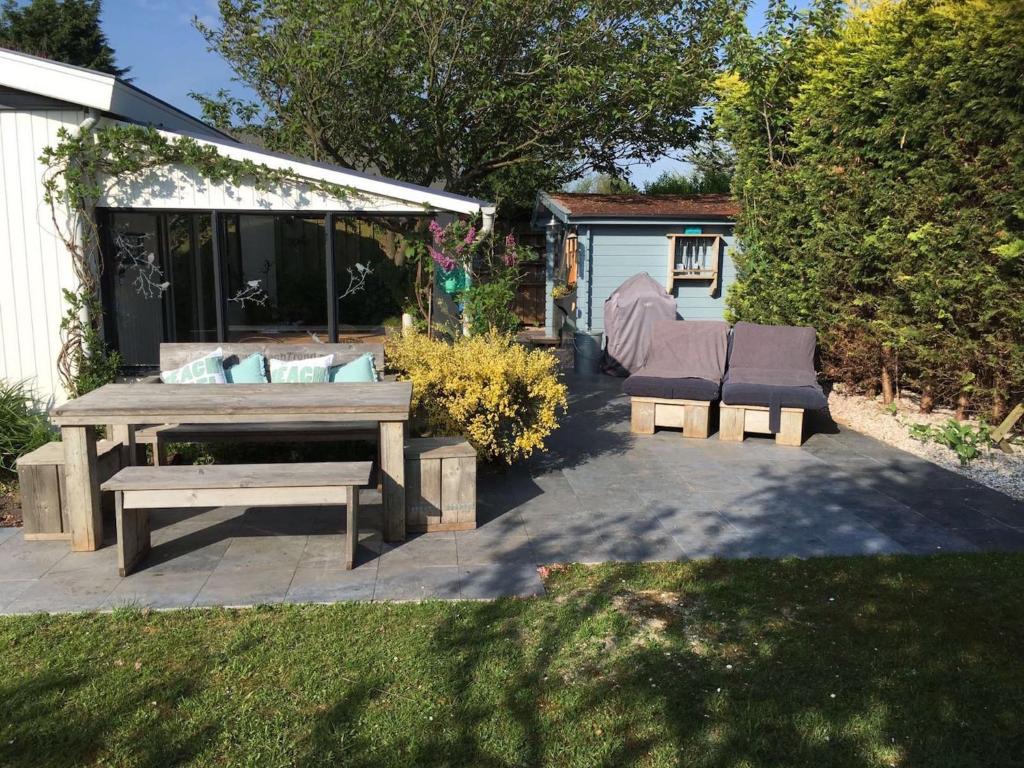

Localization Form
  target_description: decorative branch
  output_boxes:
[228,279,270,307]
[338,262,372,301]
[113,231,169,299]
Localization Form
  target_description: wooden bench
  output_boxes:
[135,342,386,465]
[101,462,372,576]
[719,403,805,446]
[16,440,122,541]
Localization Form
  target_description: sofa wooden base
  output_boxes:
[719,403,805,446]
[630,397,711,439]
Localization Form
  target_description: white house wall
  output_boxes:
[0,108,85,406]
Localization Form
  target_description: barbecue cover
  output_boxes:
[602,272,678,376]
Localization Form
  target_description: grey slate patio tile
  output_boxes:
[377,532,458,570]
[0,527,18,547]
[215,535,309,573]
[299,532,382,571]
[373,565,461,601]
[455,527,536,565]
[6,569,122,614]
[459,563,545,599]
[0,579,36,612]
[0,538,69,581]
[286,566,377,604]
[137,535,231,575]
[102,570,211,610]
[947,526,1024,553]
[193,566,296,607]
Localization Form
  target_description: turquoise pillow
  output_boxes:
[269,354,333,383]
[225,353,268,384]
[330,353,378,383]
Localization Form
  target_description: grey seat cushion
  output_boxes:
[721,380,826,411]
[624,375,721,401]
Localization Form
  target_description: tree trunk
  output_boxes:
[919,384,934,414]
[992,385,1007,422]
[955,391,970,421]
[880,361,895,405]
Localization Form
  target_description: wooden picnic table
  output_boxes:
[50,382,412,552]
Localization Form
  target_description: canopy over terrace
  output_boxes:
[0,47,496,397]
[92,128,497,371]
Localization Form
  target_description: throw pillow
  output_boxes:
[329,353,378,383]
[160,348,227,384]
[268,354,334,383]
[225,353,268,384]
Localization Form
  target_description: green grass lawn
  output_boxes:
[2,555,1023,767]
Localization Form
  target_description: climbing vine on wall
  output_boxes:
[40,123,357,396]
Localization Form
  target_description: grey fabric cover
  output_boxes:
[623,320,729,401]
[602,273,678,376]
[722,321,827,431]
[623,375,721,401]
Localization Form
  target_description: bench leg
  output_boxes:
[380,421,406,542]
[346,485,360,570]
[62,426,103,551]
[115,491,151,577]
[630,400,656,435]
[776,410,805,447]
[152,436,170,467]
[719,405,745,442]
[109,424,136,468]
[683,404,710,439]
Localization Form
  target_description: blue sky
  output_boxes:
[100,0,799,187]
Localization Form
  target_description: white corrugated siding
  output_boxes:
[0,108,85,406]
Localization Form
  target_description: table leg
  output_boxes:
[379,420,406,542]
[62,425,103,551]
[109,424,136,468]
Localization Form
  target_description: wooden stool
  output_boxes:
[15,440,121,541]
[405,438,477,532]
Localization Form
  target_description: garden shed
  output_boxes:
[532,193,739,338]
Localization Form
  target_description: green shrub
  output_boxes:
[385,330,568,464]
[0,380,55,476]
[718,0,1024,416]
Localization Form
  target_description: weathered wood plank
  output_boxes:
[18,464,62,536]
[51,382,412,426]
[108,424,136,468]
[62,426,103,552]
[122,486,354,509]
[115,491,150,577]
[404,437,477,460]
[102,462,372,491]
[718,405,746,442]
[683,404,711,439]
[776,410,804,447]
[380,421,406,542]
[631,400,656,434]
[346,485,359,570]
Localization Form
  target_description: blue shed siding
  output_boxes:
[578,224,736,332]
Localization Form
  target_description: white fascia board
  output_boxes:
[165,129,492,215]
[565,218,736,227]
[0,48,114,110]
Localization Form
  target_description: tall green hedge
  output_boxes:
[717,0,1024,418]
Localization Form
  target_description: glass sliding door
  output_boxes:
[168,214,217,343]
[224,214,328,342]
[105,211,165,368]
[333,217,408,326]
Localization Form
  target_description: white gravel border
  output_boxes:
[828,390,1024,501]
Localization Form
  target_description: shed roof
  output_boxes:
[537,192,739,224]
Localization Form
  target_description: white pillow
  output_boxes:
[160,348,227,384]
[268,354,334,383]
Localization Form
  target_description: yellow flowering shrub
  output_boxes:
[385,331,568,464]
